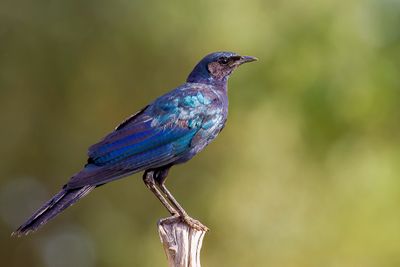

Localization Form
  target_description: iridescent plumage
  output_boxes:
[14,51,257,235]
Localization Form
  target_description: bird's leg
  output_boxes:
[158,183,208,231]
[153,167,209,231]
[143,170,177,216]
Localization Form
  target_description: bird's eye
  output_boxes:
[218,56,229,65]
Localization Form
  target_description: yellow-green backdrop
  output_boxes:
[1,0,399,266]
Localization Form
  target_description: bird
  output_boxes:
[13,51,257,236]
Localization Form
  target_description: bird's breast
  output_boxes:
[184,92,228,160]
[149,83,228,164]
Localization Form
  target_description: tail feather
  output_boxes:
[12,185,95,236]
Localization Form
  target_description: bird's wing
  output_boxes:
[65,90,208,189]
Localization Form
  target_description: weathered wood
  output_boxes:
[158,216,207,267]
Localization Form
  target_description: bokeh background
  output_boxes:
[1,0,400,266]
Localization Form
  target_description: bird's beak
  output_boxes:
[238,55,258,64]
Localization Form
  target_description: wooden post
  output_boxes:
[158,216,207,267]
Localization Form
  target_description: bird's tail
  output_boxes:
[12,185,95,236]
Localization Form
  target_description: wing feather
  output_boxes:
[66,107,198,189]
[65,85,217,189]
[66,129,196,189]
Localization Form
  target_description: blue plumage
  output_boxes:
[14,51,257,235]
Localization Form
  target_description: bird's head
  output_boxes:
[187,51,257,85]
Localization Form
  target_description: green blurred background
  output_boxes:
[1,0,400,266]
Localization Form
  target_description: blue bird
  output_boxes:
[13,51,257,235]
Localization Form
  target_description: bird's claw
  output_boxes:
[181,215,209,232]
[158,214,209,232]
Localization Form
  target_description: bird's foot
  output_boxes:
[158,214,209,231]
[181,215,209,232]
